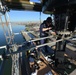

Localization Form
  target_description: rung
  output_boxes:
[6,36,71,56]
[29,35,54,42]
[0,46,6,49]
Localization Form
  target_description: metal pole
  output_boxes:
[40,12,41,24]
[6,12,13,35]
[11,45,20,75]
[6,36,72,56]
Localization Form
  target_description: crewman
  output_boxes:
[40,17,56,52]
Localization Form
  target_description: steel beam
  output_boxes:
[4,0,42,11]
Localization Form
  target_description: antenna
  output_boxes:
[40,12,41,24]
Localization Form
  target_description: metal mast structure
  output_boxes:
[0,1,20,75]
[0,0,75,75]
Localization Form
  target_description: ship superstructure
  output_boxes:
[0,0,76,75]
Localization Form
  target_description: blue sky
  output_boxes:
[30,0,40,3]
[8,0,50,22]
[9,10,50,22]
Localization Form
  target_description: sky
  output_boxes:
[30,0,40,3]
[9,10,50,22]
[8,0,50,22]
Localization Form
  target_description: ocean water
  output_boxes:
[0,25,26,55]
[0,25,25,46]
[0,25,26,75]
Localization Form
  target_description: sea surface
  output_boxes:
[0,25,26,75]
[0,25,26,46]
[0,25,26,54]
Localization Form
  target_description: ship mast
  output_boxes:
[0,1,20,75]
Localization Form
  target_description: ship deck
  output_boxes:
[21,30,76,75]
[29,53,58,75]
